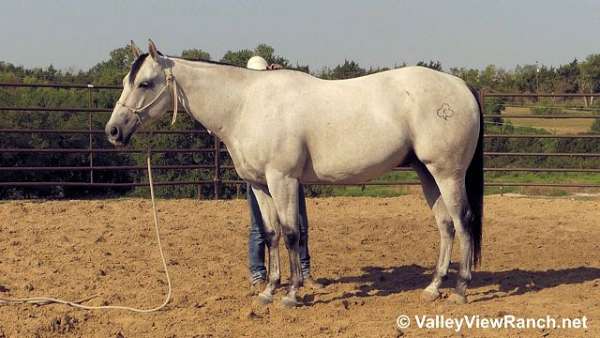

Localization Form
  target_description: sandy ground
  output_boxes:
[0,195,598,338]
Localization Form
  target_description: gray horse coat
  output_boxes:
[106,40,483,306]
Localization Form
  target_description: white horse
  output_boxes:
[106,40,483,307]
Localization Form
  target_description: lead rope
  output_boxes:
[0,157,172,313]
[170,73,178,125]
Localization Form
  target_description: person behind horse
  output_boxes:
[245,55,322,294]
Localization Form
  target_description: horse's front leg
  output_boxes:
[259,230,281,304]
[251,185,282,304]
[266,172,303,307]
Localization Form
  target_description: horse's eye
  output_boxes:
[139,81,152,89]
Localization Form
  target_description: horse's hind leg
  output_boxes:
[428,170,474,304]
[412,161,454,302]
[250,185,282,304]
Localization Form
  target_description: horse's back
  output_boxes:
[234,67,479,184]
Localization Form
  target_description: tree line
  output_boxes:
[1,44,599,198]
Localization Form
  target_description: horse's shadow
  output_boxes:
[309,264,600,304]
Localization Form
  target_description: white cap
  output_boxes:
[246,56,268,70]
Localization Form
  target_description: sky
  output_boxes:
[2,0,600,72]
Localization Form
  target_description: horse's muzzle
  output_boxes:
[105,122,123,145]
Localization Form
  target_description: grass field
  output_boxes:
[328,170,600,198]
[503,106,596,134]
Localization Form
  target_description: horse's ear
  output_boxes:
[148,39,160,61]
[130,40,141,59]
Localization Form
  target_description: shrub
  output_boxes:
[530,105,563,115]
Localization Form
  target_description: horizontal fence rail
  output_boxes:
[1,82,600,197]
[0,82,121,89]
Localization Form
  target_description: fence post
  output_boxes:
[213,135,221,199]
[479,89,485,115]
[194,121,203,200]
[87,85,94,184]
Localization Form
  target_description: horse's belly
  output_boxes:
[303,136,412,183]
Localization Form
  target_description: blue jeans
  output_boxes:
[247,184,311,283]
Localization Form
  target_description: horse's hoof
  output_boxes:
[421,290,440,303]
[257,292,273,305]
[448,293,467,304]
[281,295,300,308]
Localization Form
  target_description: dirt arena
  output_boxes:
[0,195,598,337]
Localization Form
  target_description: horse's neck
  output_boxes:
[170,59,250,140]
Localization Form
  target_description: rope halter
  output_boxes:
[115,67,185,126]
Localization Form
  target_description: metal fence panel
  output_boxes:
[1,83,599,197]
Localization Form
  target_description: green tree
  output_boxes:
[449,67,480,87]
[88,45,137,85]
[367,66,391,74]
[254,44,275,62]
[591,118,600,133]
[220,49,254,67]
[513,64,538,93]
[479,65,498,89]
[254,43,289,67]
[556,59,580,93]
[579,54,600,107]
[4,44,600,199]
[416,60,442,71]
[181,49,211,61]
[329,60,366,79]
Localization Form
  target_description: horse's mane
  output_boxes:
[129,53,293,85]
[168,55,296,73]
[168,56,243,68]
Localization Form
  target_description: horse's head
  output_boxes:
[105,40,174,146]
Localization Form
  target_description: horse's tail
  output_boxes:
[466,86,484,268]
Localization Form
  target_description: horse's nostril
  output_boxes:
[109,126,119,137]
